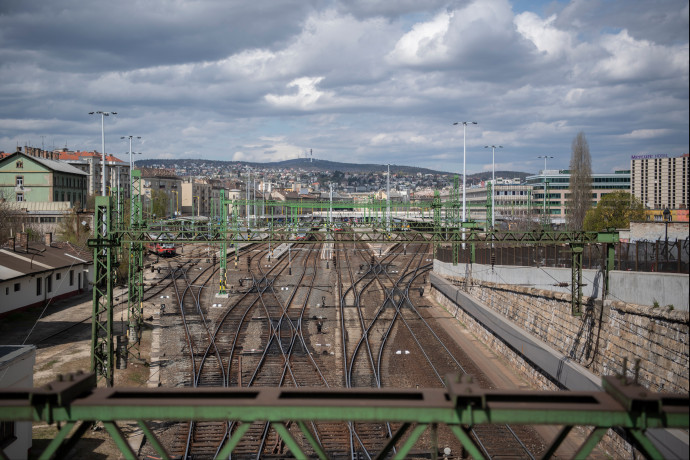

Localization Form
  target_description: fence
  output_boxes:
[436,238,689,274]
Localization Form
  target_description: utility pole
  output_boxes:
[386,164,391,233]
[537,155,554,221]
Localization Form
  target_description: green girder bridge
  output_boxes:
[0,371,686,459]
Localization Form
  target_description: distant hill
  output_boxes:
[136,157,532,181]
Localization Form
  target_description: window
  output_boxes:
[36,277,42,296]
[4,287,8,295]
[69,270,74,286]
[16,193,23,202]
[16,176,23,187]
[56,273,61,281]
[46,275,52,293]
[14,283,20,292]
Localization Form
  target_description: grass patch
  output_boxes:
[37,359,59,372]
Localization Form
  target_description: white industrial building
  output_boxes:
[0,232,92,316]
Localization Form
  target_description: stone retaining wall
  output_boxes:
[430,278,687,458]
[439,275,689,394]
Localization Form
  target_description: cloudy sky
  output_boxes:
[1,0,687,175]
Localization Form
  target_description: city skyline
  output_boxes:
[1,0,687,176]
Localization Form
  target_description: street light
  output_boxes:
[121,136,141,176]
[453,122,477,223]
[537,155,554,219]
[89,111,117,197]
[171,190,179,217]
[484,145,503,228]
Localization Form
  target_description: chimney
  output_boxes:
[16,232,28,251]
[45,232,53,247]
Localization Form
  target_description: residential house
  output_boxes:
[0,149,88,207]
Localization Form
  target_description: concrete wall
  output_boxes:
[434,261,689,311]
[0,346,35,460]
[628,221,689,242]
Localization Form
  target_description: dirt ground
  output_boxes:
[1,287,157,459]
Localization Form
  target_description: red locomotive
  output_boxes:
[147,234,176,256]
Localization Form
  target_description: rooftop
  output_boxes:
[0,238,92,282]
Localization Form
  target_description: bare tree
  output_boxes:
[566,132,592,231]
[0,192,41,244]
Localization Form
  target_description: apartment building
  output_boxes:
[140,168,183,217]
[181,178,212,217]
[0,150,87,207]
[630,153,689,210]
[55,149,129,198]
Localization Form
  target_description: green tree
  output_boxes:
[56,207,91,249]
[151,190,169,219]
[583,191,645,231]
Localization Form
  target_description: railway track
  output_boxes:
[154,229,546,459]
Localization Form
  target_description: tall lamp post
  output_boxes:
[453,121,477,223]
[121,136,141,181]
[171,190,179,217]
[484,145,503,228]
[89,111,117,196]
[537,155,554,219]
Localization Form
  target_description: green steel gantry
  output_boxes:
[126,170,145,361]
[87,190,617,386]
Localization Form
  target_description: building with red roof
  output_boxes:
[53,148,129,197]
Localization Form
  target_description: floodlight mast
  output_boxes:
[453,121,477,247]
[89,111,117,197]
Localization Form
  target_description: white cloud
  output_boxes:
[370,131,431,146]
[514,12,574,58]
[619,129,674,140]
[265,77,330,110]
[590,29,689,83]
[387,11,452,66]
